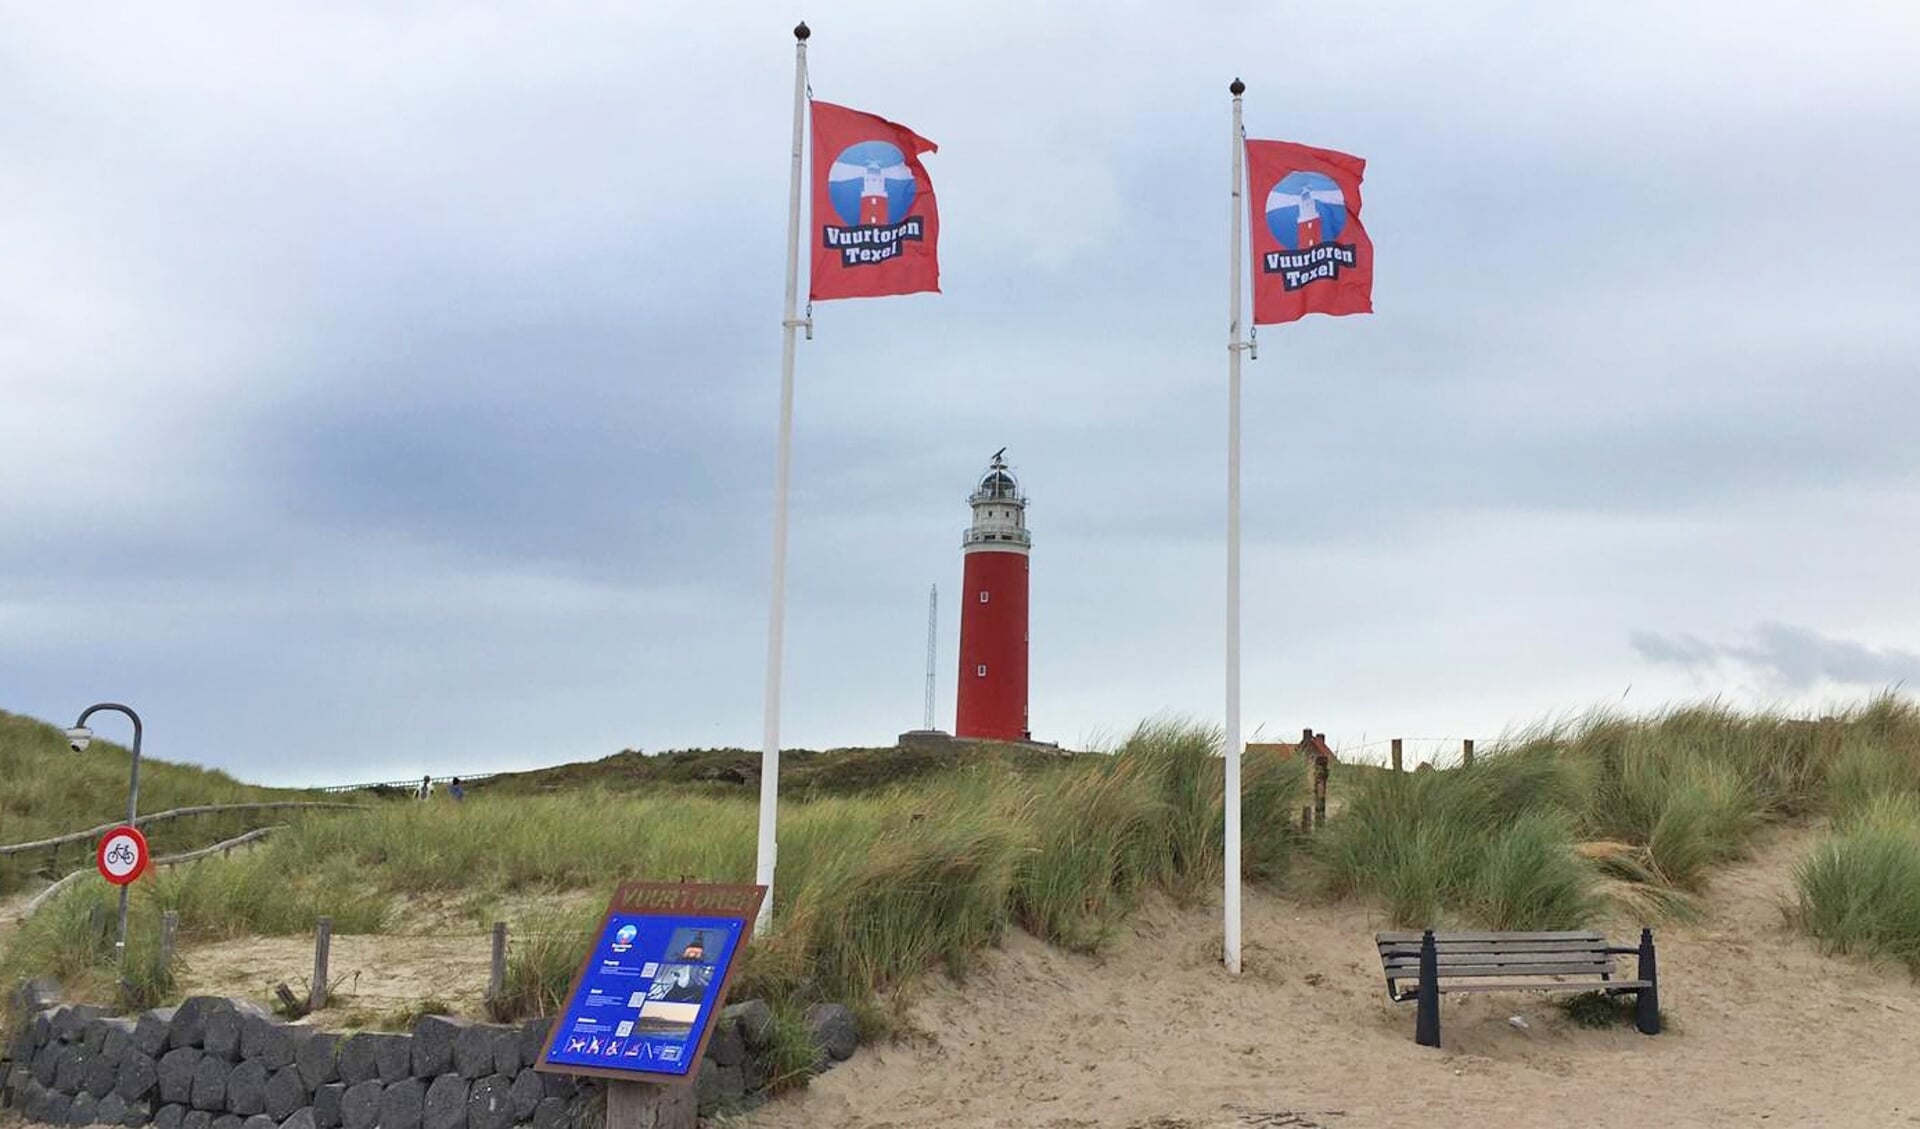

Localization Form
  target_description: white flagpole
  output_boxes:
[1223,77,1247,976]
[757,20,811,936]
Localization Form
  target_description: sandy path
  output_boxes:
[173,932,497,1027]
[746,827,1920,1129]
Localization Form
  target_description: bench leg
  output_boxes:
[1635,926,1661,1035]
[1416,928,1441,1047]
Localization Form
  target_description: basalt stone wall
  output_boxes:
[2,997,860,1129]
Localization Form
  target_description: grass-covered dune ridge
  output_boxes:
[5,698,1920,1079]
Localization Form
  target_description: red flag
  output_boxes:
[1245,139,1372,324]
[809,101,940,301]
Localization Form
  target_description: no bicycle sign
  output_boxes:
[96,825,149,886]
[536,881,765,1084]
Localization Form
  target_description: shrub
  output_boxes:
[1794,796,1920,975]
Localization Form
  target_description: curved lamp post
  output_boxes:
[66,702,144,967]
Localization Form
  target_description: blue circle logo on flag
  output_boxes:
[828,141,917,227]
[1265,171,1346,251]
[615,925,637,946]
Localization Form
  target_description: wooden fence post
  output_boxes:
[1312,734,1329,829]
[310,917,332,1013]
[160,911,178,971]
[1391,738,1403,773]
[1300,805,1313,834]
[1462,739,1475,768]
[488,922,508,1008]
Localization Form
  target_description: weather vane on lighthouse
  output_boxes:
[956,449,1031,742]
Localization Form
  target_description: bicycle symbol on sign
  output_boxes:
[105,841,137,867]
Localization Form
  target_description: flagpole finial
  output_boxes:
[794,21,810,41]
[1230,78,1245,96]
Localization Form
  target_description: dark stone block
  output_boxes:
[331,1038,378,1087]
[803,1003,858,1063]
[704,1015,744,1068]
[170,1000,219,1052]
[99,1092,131,1126]
[530,1098,566,1129]
[722,1000,775,1052]
[123,1101,152,1127]
[281,1107,317,1129]
[134,1011,176,1059]
[211,1113,242,1129]
[42,1088,74,1126]
[69,1090,99,1126]
[101,1019,138,1062]
[450,1027,494,1082]
[33,1041,61,1087]
[190,1054,230,1111]
[154,1103,187,1129]
[55,1006,107,1044]
[56,1044,90,1092]
[464,1075,513,1129]
[488,1029,521,1079]
[86,1045,123,1098]
[227,1061,268,1115]
[379,1079,425,1129]
[242,1115,277,1129]
[537,1072,574,1102]
[264,1066,308,1122]
[507,1071,540,1122]
[180,1110,212,1129]
[117,1051,159,1102]
[158,1048,202,1106]
[33,1008,59,1049]
[204,1003,269,1064]
[312,1084,345,1129]
[19,1078,51,1121]
[693,1063,744,1116]
[241,1018,296,1072]
[409,1018,465,1079]
[513,1022,549,1072]
[373,1036,412,1085]
[422,1074,467,1129]
[295,1034,337,1091]
[338,1081,382,1129]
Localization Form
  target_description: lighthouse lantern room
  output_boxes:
[956,449,1031,741]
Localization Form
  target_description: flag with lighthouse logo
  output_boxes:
[810,101,940,301]
[1245,139,1372,324]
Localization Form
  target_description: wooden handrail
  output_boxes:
[0,802,363,857]
[19,826,284,918]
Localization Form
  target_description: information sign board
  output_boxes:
[535,881,766,1083]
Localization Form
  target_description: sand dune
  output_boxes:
[746,827,1920,1129]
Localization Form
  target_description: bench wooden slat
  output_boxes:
[1376,930,1604,943]
[1384,958,1615,975]
[1383,947,1616,961]
[1433,979,1650,995]
[1387,962,1619,979]
[1379,942,1614,958]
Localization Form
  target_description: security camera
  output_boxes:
[65,726,93,752]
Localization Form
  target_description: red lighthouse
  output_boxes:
[956,449,1030,741]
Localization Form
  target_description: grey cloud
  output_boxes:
[1633,622,1920,690]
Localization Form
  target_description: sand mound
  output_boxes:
[745,827,1920,1129]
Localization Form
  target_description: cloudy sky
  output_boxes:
[4,2,1918,785]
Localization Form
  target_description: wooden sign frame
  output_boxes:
[534,881,767,1085]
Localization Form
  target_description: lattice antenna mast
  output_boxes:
[923,584,938,730]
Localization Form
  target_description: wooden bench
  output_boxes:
[1374,927,1661,1046]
